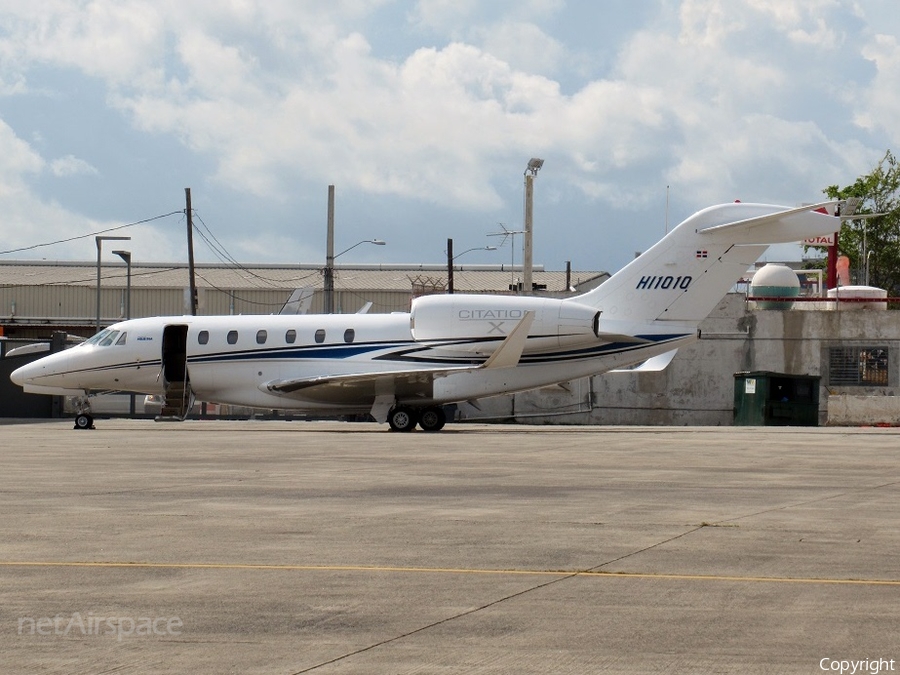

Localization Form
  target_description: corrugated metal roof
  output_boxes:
[0,261,608,293]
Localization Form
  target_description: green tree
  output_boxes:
[823,150,900,295]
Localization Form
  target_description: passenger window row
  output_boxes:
[197,328,356,346]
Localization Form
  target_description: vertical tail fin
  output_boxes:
[576,201,839,324]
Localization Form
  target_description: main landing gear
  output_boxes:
[387,405,446,433]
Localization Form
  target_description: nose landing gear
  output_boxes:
[74,413,95,430]
[72,393,95,430]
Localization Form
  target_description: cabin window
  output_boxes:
[227,330,239,345]
[256,330,268,345]
[285,329,296,344]
[344,328,355,343]
[198,330,209,345]
[314,329,326,344]
[115,332,127,346]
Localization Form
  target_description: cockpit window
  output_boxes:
[115,332,127,346]
[99,330,120,347]
[85,329,112,346]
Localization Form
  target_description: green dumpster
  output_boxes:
[733,371,820,426]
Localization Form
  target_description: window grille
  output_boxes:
[829,347,889,386]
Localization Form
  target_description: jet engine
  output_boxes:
[409,294,600,349]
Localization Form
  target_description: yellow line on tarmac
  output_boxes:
[1,560,899,586]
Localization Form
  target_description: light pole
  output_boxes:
[446,239,496,294]
[523,157,543,295]
[324,239,386,313]
[96,235,131,332]
[113,249,134,416]
[112,250,132,319]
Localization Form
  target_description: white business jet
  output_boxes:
[11,201,843,431]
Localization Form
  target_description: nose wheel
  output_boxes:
[74,413,95,430]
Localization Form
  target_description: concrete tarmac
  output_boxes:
[1,419,898,674]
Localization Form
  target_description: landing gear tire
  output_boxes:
[387,406,418,432]
[418,406,446,432]
[74,414,94,430]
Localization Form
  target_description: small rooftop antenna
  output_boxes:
[488,223,526,291]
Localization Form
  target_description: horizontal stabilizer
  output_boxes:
[698,201,839,244]
[609,349,678,373]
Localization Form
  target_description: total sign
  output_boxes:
[803,234,835,246]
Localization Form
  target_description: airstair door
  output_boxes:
[160,324,193,419]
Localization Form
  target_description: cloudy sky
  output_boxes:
[0,0,897,274]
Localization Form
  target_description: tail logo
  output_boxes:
[636,275,692,291]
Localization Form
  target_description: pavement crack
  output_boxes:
[287,569,583,674]
[288,526,711,674]
[714,479,900,526]
[586,525,707,572]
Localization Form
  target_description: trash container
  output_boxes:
[733,371,820,426]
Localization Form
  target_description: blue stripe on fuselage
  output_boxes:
[184,334,690,368]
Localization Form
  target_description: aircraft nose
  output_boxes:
[10,363,31,387]
[9,351,70,390]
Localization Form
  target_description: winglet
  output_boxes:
[481,311,535,369]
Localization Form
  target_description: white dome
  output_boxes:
[751,263,800,291]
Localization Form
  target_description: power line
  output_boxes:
[193,271,288,308]
[0,211,184,256]
[192,211,320,287]
[42,266,183,287]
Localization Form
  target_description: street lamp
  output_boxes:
[112,249,134,416]
[112,250,132,319]
[446,239,497,294]
[523,158,543,295]
[324,239,386,313]
[96,235,131,332]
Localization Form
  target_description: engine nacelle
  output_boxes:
[410,294,599,350]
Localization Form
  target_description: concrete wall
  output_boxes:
[462,294,900,426]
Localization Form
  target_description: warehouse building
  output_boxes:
[0,260,609,340]
[3,260,898,427]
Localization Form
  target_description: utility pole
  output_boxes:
[324,185,335,313]
[447,238,454,294]
[185,188,198,315]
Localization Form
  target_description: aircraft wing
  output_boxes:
[262,311,536,404]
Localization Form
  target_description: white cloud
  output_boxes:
[472,21,567,77]
[857,34,900,145]
[0,119,44,179]
[50,155,99,177]
[0,0,895,267]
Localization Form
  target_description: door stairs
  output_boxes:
[157,380,194,420]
